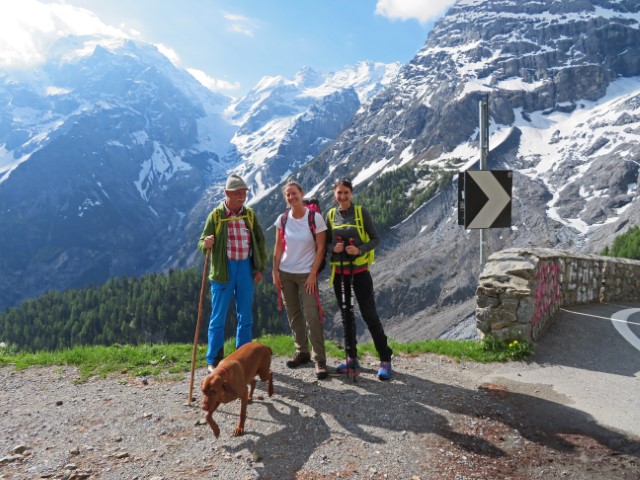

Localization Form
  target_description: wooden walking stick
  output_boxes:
[188,247,211,405]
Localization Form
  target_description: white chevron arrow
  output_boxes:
[467,171,511,229]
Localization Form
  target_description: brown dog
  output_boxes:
[200,341,273,437]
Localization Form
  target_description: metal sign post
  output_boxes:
[479,95,489,270]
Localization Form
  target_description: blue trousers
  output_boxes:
[206,258,254,365]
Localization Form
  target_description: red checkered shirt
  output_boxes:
[225,206,252,260]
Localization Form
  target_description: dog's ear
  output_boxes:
[201,376,211,393]
[221,381,233,395]
[217,368,229,381]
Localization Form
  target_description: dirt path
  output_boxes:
[1,353,639,479]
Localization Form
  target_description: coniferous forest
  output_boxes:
[600,225,640,260]
[0,268,286,352]
[353,162,456,233]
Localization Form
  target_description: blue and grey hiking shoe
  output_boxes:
[377,361,392,380]
[336,357,359,374]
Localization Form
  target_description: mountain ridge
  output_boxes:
[252,0,640,341]
[0,1,639,346]
[0,36,403,311]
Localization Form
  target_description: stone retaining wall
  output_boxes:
[476,247,640,341]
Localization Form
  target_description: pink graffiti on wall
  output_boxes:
[532,260,562,327]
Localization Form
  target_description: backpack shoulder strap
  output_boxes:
[280,209,290,229]
[307,209,317,237]
[327,207,336,226]
[214,206,254,237]
[279,209,289,251]
[245,207,255,231]
[353,205,367,240]
[353,204,374,263]
[354,205,363,228]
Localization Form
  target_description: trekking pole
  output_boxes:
[188,246,210,406]
[349,237,357,383]
[336,236,349,376]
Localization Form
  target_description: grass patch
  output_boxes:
[0,335,532,382]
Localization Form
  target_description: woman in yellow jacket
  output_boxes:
[325,179,392,380]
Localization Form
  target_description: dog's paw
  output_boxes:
[232,426,244,436]
[207,419,220,438]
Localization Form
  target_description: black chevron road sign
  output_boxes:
[458,170,512,229]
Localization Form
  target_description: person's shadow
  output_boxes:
[220,361,640,479]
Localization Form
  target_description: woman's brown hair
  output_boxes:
[282,180,304,195]
[333,178,353,192]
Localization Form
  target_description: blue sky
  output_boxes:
[0,0,455,97]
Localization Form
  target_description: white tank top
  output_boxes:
[274,209,327,274]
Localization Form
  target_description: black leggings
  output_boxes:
[333,270,392,362]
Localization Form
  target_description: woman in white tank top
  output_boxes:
[272,181,328,379]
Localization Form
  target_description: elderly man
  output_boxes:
[198,174,267,372]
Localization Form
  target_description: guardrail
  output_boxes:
[476,247,640,341]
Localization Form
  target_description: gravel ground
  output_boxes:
[1,353,639,480]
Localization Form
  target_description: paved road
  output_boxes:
[480,301,640,438]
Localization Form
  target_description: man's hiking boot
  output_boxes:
[336,357,359,375]
[207,347,225,373]
[286,352,311,368]
[315,361,328,380]
[213,347,224,366]
[377,361,392,381]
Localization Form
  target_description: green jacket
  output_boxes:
[197,202,267,283]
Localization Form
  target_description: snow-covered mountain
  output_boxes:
[250,0,640,340]
[1,0,639,344]
[0,36,401,310]
[0,35,237,310]
[166,62,403,272]
[225,62,401,203]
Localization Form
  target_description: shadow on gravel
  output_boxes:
[224,364,640,479]
[476,383,640,454]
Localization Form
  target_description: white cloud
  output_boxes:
[0,1,244,94]
[46,86,71,95]
[375,0,455,24]
[0,0,130,68]
[223,12,258,37]
[187,68,241,92]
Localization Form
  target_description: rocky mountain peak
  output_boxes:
[294,66,324,88]
[255,0,640,340]
[1,0,639,344]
